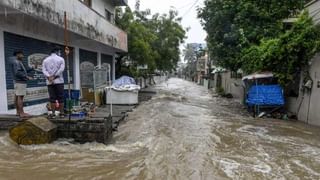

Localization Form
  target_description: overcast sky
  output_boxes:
[128,0,207,45]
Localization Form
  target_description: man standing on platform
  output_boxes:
[11,50,34,117]
[42,48,65,118]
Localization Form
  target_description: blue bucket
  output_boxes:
[64,90,80,100]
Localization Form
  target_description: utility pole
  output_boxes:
[64,12,72,137]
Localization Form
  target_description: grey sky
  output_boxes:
[128,0,207,44]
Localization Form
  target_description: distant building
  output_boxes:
[186,43,207,51]
[195,52,208,84]
[184,43,209,84]
[0,0,128,114]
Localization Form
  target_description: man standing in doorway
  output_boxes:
[42,48,65,118]
[11,50,33,117]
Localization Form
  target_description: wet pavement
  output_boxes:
[1,78,320,180]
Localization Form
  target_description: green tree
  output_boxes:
[115,7,157,71]
[198,0,309,71]
[116,7,186,72]
[149,10,186,71]
[242,12,320,85]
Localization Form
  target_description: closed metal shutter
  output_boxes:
[79,49,97,66]
[4,32,74,108]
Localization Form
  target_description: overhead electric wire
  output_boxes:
[176,1,198,10]
[181,0,200,18]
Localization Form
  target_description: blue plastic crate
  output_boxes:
[71,112,86,120]
[64,90,80,100]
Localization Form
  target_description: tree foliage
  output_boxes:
[198,0,309,71]
[150,10,186,71]
[241,12,320,85]
[115,7,186,73]
[116,7,156,70]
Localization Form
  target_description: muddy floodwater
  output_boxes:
[1,78,320,180]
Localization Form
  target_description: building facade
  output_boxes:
[0,0,128,114]
[195,53,208,84]
[184,43,208,83]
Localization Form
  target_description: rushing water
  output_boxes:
[1,78,320,180]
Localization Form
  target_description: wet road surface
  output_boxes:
[1,78,320,180]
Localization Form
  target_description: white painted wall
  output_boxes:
[0,30,8,113]
[0,0,127,52]
[105,1,116,13]
[92,0,115,18]
[307,0,320,24]
[285,1,320,126]
[285,71,305,118]
[219,72,245,103]
[287,54,320,126]
[74,47,81,90]
[92,0,107,17]
[97,52,102,68]
[306,55,320,125]
[112,55,116,82]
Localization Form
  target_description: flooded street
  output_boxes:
[1,78,320,179]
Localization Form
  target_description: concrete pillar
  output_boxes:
[97,52,101,68]
[0,30,8,113]
[112,54,116,82]
[74,47,80,90]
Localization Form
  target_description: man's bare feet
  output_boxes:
[19,113,31,118]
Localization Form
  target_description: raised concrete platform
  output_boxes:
[50,116,112,144]
[0,86,158,144]
[0,105,135,144]
[0,115,23,130]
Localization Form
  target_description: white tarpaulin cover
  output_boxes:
[242,72,273,81]
[110,76,141,91]
[211,66,227,74]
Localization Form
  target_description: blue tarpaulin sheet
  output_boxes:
[246,85,285,106]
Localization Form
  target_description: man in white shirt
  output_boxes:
[42,48,65,118]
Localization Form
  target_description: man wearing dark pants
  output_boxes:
[11,50,34,117]
[42,48,65,118]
